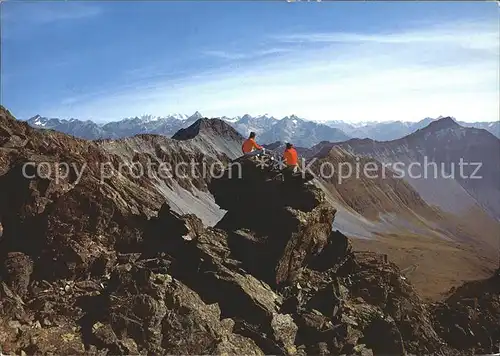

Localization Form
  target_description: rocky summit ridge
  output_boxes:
[0,105,499,355]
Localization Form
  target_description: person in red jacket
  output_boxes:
[283,142,299,174]
[242,132,265,156]
[282,142,314,182]
[283,143,298,168]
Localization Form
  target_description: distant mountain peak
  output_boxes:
[28,115,50,127]
[172,118,242,141]
[421,116,459,132]
[24,112,500,146]
[138,114,161,122]
[189,111,203,120]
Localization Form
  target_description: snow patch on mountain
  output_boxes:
[32,116,47,127]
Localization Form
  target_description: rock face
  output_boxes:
[1,105,499,355]
[2,107,245,227]
[431,271,500,354]
[209,156,338,287]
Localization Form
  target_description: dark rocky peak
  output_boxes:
[414,116,459,134]
[307,140,335,156]
[400,115,500,149]
[172,117,243,141]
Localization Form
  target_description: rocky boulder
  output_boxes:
[209,155,337,287]
[432,271,500,354]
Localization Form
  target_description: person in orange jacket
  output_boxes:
[242,132,265,156]
[283,142,299,173]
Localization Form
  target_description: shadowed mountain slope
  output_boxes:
[262,127,499,298]
[331,117,500,220]
[2,108,245,227]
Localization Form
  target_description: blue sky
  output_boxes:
[1,1,498,123]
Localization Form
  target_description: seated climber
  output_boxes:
[283,143,299,174]
[242,132,265,157]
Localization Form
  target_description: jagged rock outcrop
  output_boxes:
[1,105,499,355]
[431,270,500,354]
[209,156,336,287]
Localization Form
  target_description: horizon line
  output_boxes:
[17,111,499,125]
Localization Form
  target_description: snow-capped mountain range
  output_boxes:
[324,116,500,141]
[27,112,500,147]
[28,112,204,140]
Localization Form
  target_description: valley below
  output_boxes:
[350,232,497,302]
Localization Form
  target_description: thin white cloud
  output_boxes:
[273,22,499,51]
[2,2,102,26]
[44,21,499,124]
[202,48,293,60]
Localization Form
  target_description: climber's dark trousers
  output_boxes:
[281,165,299,181]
